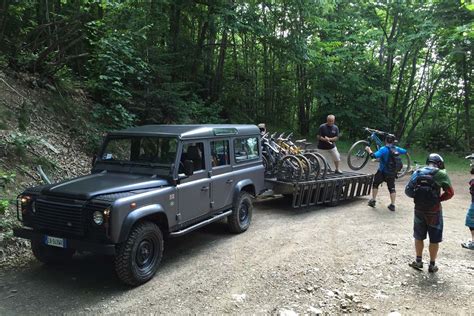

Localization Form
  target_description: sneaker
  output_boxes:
[461,240,474,249]
[387,204,396,212]
[368,199,376,207]
[409,261,423,271]
[428,264,438,273]
[335,169,343,174]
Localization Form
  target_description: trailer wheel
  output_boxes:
[228,192,253,233]
[115,221,163,286]
[31,238,75,264]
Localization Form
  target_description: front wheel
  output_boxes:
[228,192,253,233]
[115,222,164,286]
[397,152,411,178]
[347,140,370,170]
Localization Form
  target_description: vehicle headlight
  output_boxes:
[19,195,32,214]
[93,211,104,225]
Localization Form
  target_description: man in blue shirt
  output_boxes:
[364,134,407,211]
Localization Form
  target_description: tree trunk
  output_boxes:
[405,69,446,146]
[462,54,472,149]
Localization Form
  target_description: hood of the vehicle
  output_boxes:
[41,172,170,200]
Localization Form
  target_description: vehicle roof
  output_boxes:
[108,124,260,139]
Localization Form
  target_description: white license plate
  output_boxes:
[44,236,67,248]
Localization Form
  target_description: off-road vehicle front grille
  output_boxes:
[34,198,85,236]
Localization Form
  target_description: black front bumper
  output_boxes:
[13,227,116,255]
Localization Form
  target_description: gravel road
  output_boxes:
[1,163,473,315]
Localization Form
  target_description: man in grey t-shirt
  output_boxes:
[317,114,342,174]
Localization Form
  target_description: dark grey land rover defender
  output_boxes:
[14,124,264,285]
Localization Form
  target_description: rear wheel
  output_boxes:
[228,192,253,233]
[397,152,411,178]
[296,154,312,180]
[115,222,164,286]
[347,140,370,170]
[303,153,321,180]
[277,155,304,181]
[31,238,75,264]
[311,152,328,179]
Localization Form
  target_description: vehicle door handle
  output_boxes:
[226,179,234,184]
[201,186,209,191]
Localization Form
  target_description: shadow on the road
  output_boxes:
[0,221,239,313]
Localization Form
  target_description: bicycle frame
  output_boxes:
[367,132,384,152]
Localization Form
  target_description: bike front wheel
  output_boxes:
[347,140,370,170]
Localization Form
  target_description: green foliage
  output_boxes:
[17,100,32,132]
[0,199,9,215]
[6,132,39,158]
[416,124,465,153]
[0,170,15,217]
[0,0,471,151]
[86,22,150,109]
[91,103,136,130]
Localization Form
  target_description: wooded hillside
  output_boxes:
[0,0,472,151]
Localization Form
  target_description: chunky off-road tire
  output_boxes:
[228,192,253,233]
[31,238,75,264]
[115,222,164,286]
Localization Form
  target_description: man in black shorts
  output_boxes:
[365,135,407,212]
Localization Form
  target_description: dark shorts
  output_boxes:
[414,210,443,243]
[373,170,396,193]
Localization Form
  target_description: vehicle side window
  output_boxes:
[210,140,230,167]
[179,142,205,172]
[234,137,259,163]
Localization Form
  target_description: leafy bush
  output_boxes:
[417,124,465,152]
[5,132,39,158]
[0,199,8,215]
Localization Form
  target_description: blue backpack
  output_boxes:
[413,168,440,210]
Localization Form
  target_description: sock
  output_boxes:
[430,260,435,266]
[416,256,422,263]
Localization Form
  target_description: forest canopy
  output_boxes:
[0,0,472,151]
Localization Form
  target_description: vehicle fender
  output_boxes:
[117,204,166,243]
[233,179,255,201]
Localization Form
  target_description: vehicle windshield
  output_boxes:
[99,136,178,169]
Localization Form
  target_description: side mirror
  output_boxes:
[184,160,194,176]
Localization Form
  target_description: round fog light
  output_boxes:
[93,211,104,225]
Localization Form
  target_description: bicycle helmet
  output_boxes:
[385,134,396,144]
[426,153,445,169]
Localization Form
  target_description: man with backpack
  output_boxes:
[405,153,454,273]
[365,134,407,211]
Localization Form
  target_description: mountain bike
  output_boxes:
[275,132,328,180]
[347,127,411,178]
[261,132,305,181]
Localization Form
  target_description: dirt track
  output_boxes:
[1,161,473,315]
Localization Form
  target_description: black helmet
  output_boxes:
[385,134,396,144]
[426,153,445,169]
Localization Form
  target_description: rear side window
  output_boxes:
[234,137,259,163]
[211,140,230,167]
